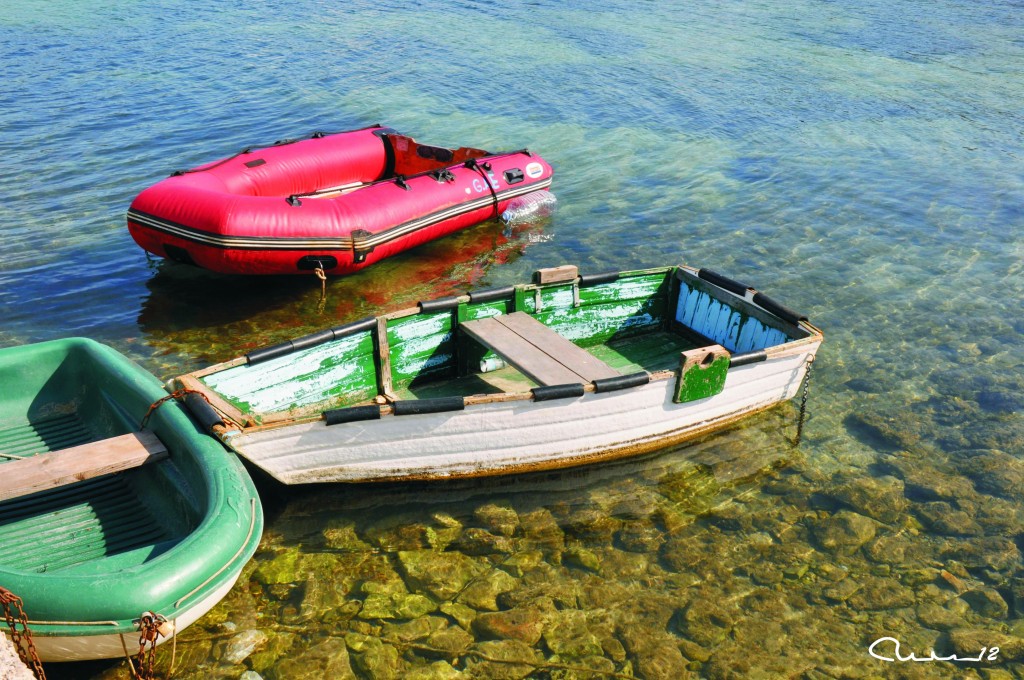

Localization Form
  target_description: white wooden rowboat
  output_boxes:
[173,265,823,484]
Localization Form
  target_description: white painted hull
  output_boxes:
[229,344,818,484]
[21,567,243,663]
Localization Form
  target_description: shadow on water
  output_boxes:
[134,215,551,371]
[255,406,804,535]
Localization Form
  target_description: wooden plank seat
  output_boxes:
[0,430,169,502]
[461,312,621,386]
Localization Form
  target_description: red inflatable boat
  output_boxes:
[126,124,554,275]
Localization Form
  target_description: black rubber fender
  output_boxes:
[418,296,461,313]
[531,383,585,402]
[331,316,377,338]
[392,397,466,415]
[697,269,750,297]
[579,271,619,287]
[752,292,807,326]
[183,392,225,430]
[324,404,383,426]
[593,371,650,393]
[469,286,515,304]
[729,350,767,368]
[246,342,293,365]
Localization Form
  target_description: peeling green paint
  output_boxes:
[202,331,377,415]
[388,311,456,389]
[674,351,729,403]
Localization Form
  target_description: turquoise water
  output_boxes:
[3,1,1023,677]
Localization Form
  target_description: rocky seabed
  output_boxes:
[79,404,1024,680]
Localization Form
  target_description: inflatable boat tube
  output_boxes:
[126,124,554,275]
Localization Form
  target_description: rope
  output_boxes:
[795,355,814,445]
[119,633,138,680]
[314,266,327,298]
[1,586,46,680]
[466,159,501,220]
[140,388,214,430]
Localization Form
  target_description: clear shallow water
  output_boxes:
[3,1,1023,678]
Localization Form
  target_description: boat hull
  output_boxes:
[21,569,241,663]
[225,346,817,484]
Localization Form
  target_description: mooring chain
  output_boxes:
[140,388,214,430]
[137,614,160,680]
[795,355,814,445]
[126,611,173,680]
[0,586,46,680]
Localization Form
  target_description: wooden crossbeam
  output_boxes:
[461,312,621,386]
[0,431,169,502]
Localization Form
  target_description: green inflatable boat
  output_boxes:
[0,338,263,662]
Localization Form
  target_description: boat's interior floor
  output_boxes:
[395,330,699,400]
[0,414,174,573]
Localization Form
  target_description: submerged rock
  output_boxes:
[463,639,542,680]
[542,610,603,658]
[424,625,474,658]
[359,590,438,620]
[450,527,515,556]
[346,633,405,680]
[828,475,908,524]
[518,508,565,552]
[397,550,485,601]
[404,661,464,679]
[811,510,879,555]
[949,628,1024,661]
[222,629,269,665]
[457,569,519,611]
[267,637,356,680]
[254,549,301,586]
[958,449,1024,499]
[322,523,373,552]
[473,608,546,645]
[915,600,969,631]
[845,577,916,611]
[962,588,1009,619]
[562,508,620,543]
[673,597,734,647]
[547,654,618,680]
[914,501,984,536]
[474,503,520,537]
[615,520,666,553]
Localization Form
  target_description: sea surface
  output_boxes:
[2,1,1023,678]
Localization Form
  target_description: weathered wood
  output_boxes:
[461,316,582,386]
[178,373,248,426]
[460,312,620,386]
[497,313,621,381]
[533,265,578,285]
[0,431,169,502]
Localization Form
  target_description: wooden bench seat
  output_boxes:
[460,312,621,386]
[0,430,168,502]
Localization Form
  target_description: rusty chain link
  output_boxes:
[1,585,46,680]
[140,388,214,430]
[130,611,172,680]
